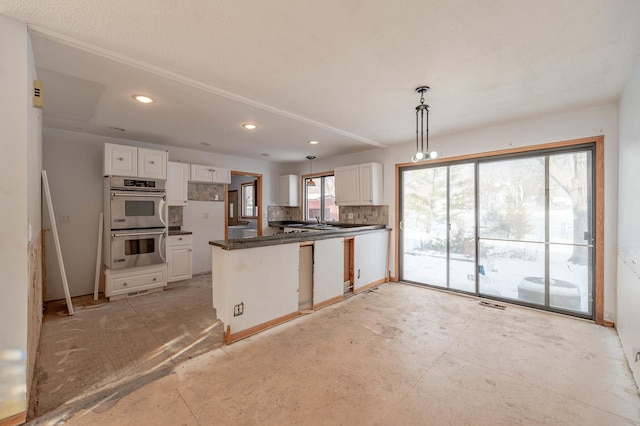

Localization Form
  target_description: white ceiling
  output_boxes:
[2,0,640,162]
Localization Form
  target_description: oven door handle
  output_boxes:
[111,230,167,237]
[111,192,166,199]
[159,232,167,263]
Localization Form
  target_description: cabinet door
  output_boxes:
[168,245,193,282]
[104,143,137,177]
[334,165,360,205]
[167,162,189,206]
[191,164,214,182]
[280,175,298,206]
[211,167,231,184]
[138,148,167,179]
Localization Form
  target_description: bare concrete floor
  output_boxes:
[30,273,224,420]
[35,281,640,425]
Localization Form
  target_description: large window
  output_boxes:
[304,175,338,222]
[399,145,596,319]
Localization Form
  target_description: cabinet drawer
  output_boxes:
[168,234,193,246]
[111,270,164,292]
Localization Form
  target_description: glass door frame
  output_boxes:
[397,140,600,321]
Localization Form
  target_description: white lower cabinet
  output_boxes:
[105,264,167,300]
[168,234,193,282]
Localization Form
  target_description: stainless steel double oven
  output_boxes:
[104,176,167,269]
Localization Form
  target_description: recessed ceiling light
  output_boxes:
[132,94,155,104]
[110,127,126,132]
[200,142,212,147]
[242,123,257,130]
[308,140,319,145]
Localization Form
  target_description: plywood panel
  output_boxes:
[313,238,344,305]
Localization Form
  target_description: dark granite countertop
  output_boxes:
[210,225,389,250]
[168,227,192,236]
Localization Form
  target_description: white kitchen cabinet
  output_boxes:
[104,143,167,179]
[104,143,137,177]
[138,148,167,179]
[190,164,231,184]
[279,174,299,206]
[167,234,193,282]
[105,263,167,300]
[334,162,382,206]
[167,161,189,206]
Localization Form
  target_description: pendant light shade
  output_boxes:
[306,156,317,186]
[412,86,437,162]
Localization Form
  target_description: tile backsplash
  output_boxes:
[339,205,389,226]
[268,206,302,221]
[268,204,389,226]
[188,183,226,202]
[168,206,183,227]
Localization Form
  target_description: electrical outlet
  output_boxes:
[202,212,209,220]
[348,212,354,219]
[233,302,244,317]
[60,214,71,223]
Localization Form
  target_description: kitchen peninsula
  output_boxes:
[210,224,390,343]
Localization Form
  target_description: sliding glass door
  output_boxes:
[400,163,475,292]
[399,147,594,318]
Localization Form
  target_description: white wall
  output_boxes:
[284,103,619,321]
[42,128,284,299]
[617,51,640,386]
[0,15,41,421]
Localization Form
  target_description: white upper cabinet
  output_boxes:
[335,162,382,206]
[104,143,137,177]
[334,165,360,205]
[138,148,167,179]
[190,164,231,184]
[167,161,189,206]
[279,175,299,206]
[104,143,167,179]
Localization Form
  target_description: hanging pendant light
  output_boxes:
[306,155,317,186]
[412,86,438,162]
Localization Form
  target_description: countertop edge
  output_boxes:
[210,227,390,250]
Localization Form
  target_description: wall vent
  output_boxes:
[33,80,44,108]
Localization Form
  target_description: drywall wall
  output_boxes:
[617,51,640,386]
[284,103,619,321]
[25,30,43,417]
[0,15,41,423]
[42,127,283,299]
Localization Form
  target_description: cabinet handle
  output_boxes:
[117,157,124,161]
[123,282,128,286]
[178,237,182,240]
[188,249,192,252]
[150,160,155,164]
[153,278,157,281]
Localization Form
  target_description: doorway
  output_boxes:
[227,171,262,239]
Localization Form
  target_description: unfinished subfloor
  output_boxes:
[30,273,224,420]
[32,280,640,425]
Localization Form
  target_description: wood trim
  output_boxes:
[299,241,315,247]
[355,278,386,294]
[313,295,344,310]
[0,412,26,426]
[230,171,263,236]
[603,320,614,328]
[301,170,334,180]
[389,276,399,283]
[394,135,605,324]
[224,185,229,240]
[595,136,605,325]
[224,312,300,344]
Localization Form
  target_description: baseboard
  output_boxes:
[313,295,344,310]
[224,311,300,344]
[354,277,386,294]
[0,411,26,426]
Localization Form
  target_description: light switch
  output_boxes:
[202,212,209,220]
[348,213,354,219]
[60,214,71,223]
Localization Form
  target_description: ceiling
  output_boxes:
[2,1,640,163]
